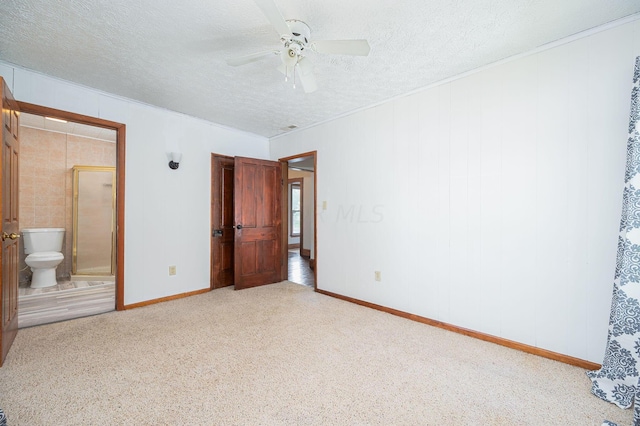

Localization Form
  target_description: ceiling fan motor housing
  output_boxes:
[286,20,311,48]
[280,20,310,66]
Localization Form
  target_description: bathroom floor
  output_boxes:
[18,279,111,296]
[18,280,115,328]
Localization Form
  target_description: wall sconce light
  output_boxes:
[168,152,182,170]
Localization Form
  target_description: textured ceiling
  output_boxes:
[1,1,639,138]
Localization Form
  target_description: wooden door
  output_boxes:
[1,78,19,367]
[211,155,235,289]
[234,157,282,289]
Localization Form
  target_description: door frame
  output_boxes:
[17,102,126,310]
[209,152,318,290]
[279,151,317,290]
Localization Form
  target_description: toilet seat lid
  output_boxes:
[26,251,64,260]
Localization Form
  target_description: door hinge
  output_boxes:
[281,179,284,186]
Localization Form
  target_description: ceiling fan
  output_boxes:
[226,0,371,93]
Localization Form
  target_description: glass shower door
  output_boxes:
[72,166,116,276]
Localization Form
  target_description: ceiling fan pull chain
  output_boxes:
[293,64,297,89]
[284,65,289,82]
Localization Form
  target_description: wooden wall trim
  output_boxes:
[315,288,601,371]
[16,101,126,311]
[280,162,289,282]
[115,125,126,310]
[279,151,317,162]
[123,288,210,310]
[16,102,124,130]
[210,154,215,290]
[313,153,316,289]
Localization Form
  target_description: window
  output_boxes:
[290,180,302,237]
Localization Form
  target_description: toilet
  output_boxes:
[22,228,65,289]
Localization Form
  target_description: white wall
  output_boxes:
[0,61,269,305]
[289,169,315,257]
[270,18,640,363]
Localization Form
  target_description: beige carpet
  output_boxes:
[0,281,632,425]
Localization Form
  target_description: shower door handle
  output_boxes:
[2,232,19,241]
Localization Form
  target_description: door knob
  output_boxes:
[2,232,19,241]
[234,224,243,230]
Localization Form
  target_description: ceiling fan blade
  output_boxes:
[296,59,317,93]
[253,0,292,37]
[226,50,278,66]
[312,39,371,56]
[297,56,314,76]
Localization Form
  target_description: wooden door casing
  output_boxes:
[16,101,126,310]
[211,155,235,289]
[233,157,282,289]
[1,78,19,367]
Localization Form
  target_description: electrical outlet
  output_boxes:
[169,265,177,276]
[374,271,381,282]
[322,201,327,210]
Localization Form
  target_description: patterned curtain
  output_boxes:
[587,56,640,426]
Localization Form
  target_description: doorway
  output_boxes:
[210,155,284,290]
[16,102,126,327]
[210,152,317,290]
[284,154,316,288]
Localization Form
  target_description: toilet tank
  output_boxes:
[22,228,65,254]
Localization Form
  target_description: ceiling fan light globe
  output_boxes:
[281,49,298,67]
